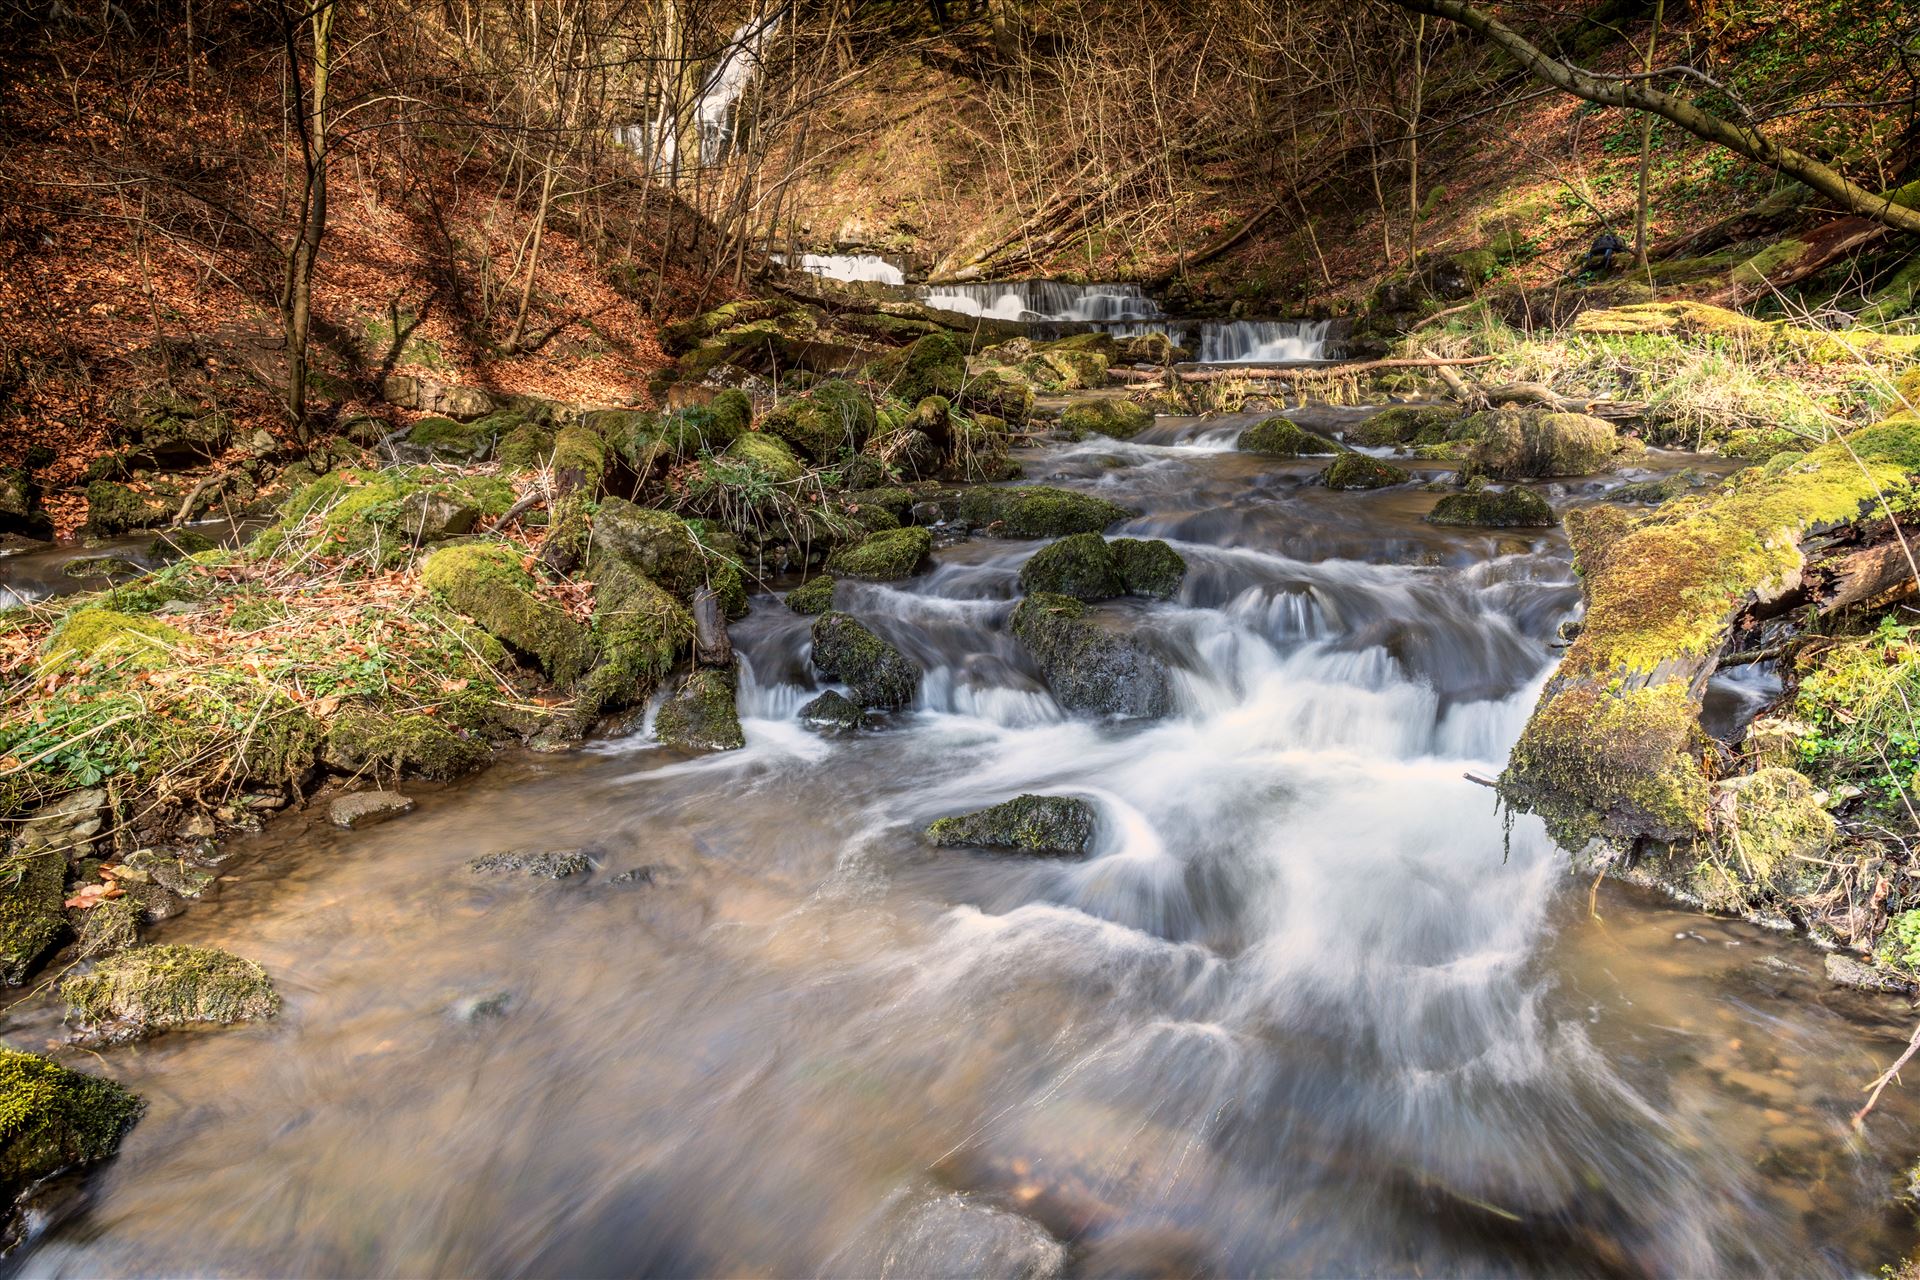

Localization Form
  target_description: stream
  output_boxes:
[7,410,1920,1277]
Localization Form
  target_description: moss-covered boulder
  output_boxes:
[84,481,167,537]
[0,469,50,540]
[797,689,866,734]
[575,559,694,720]
[0,1048,142,1233]
[654,668,745,752]
[957,486,1133,538]
[1348,405,1464,449]
[591,500,708,599]
[1059,399,1153,441]
[39,609,191,675]
[724,432,805,482]
[1238,418,1342,457]
[1119,331,1183,365]
[1010,593,1171,720]
[925,794,1097,858]
[810,612,921,710]
[1426,486,1555,527]
[402,416,495,464]
[1694,768,1836,910]
[496,423,557,470]
[960,367,1035,425]
[1465,409,1623,479]
[826,526,932,581]
[255,470,515,569]
[1322,454,1409,490]
[62,944,279,1039]
[1019,532,1122,600]
[1111,538,1187,599]
[786,575,836,615]
[760,380,877,463]
[320,707,489,781]
[0,848,65,985]
[874,332,964,405]
[421,542,592,684]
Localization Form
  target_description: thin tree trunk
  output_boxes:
[282,0,335,444]
[1633,0,1666,269]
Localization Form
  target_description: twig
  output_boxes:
[1854,1016,1920,1131]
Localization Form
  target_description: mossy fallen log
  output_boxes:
[1503,406,1920,846]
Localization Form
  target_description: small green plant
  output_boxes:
[1877,909,1920,973]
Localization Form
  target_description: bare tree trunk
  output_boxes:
[1633,0,1666,269]
[281,0,336,444]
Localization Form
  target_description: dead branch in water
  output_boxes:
[1160,354,1499,384]
[1854,1017,1920,1131]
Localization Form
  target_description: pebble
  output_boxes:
[328,790,416,830]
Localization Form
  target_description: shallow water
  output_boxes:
[7,415,1919,1278]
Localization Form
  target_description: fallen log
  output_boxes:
[692,586,734,669]
[1170,354,1499,384]
[1501,410,1920,847]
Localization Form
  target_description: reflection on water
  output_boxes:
[7,417,1918,1278]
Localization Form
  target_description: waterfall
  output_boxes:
[622,16,779,171]
[917,281,1164,323]
[1193,319,1336,363]
[771,252,906,286]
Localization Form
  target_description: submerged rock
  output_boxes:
[1825,952,1913,995]
[328,790,416,830]
[1010,593,1171,720]
[61,944,279,1039]
[655,668,746,751]
[811,612,921,710]
[786,574,837,615]
[1238,418,1341,457]
[1426,486,1556,527]
[926,795,1097,857]
[0,1049,142,1248]
[827,526,932,581]
[798,689,867,733]
[956,486,1133,538]
[1321,454,1409,490]
[468,849,594,878]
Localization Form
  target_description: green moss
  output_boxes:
[1705,767,1834,905]
[925,794,1096,857]
[1465,409,1622,478]
[496,423,556,470]
[253,469,515,571]
[826,526,932,581]
[1019,532,1123,600]
[1059,398,1152,441]
[760,380,876,463]
[41,609,191,674]
[1348,406,1462,448]
[1023,348,1109,392]
[1506,679,1710,845]
[654,668,745,752]
[957,486,1133,538]
[84,481,166,537]
[876,332,964,405]
[0,848,66,984]
[1008,592,1171,720]
[62,944,279,1034]
[1877,909,1920,973]
[0,1048,142,1205]
[1426,486,1555,527]
[551,424,608,492]
[1111,538,1186,600]
[1790,618,1920,804]
[405,416,494,463]
[421,543,592,684]
[321,707,489,781]
[786,574,836,615]
[1323,454,1409,490]
[575,560,694,720]
[810,612,921,710]
[961,367,1036,424]
[724,432,804,482]
[1238,418,1342,457]
[591,500,709,602]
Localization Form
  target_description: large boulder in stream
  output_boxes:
[654,668,746,751]
[0,1048,142,1245]
[1059,398,1152,441]
[1238,417,1342,457]
[1463,409,1629,479]
[1011,593,1172,720]
[1019,534,1186,602]
[1321,454,1409,490]
[1427,485,1556,528]
[957,486,1133,538]
[926,795,1098,857]
[826,526,932,581]
[810,612,921,710]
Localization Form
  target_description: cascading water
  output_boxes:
[917,280,1164,324]
[771,252,906,286]
[621,16,778,170]
[12,414,1917,1277]
[1195,318,1337,363]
